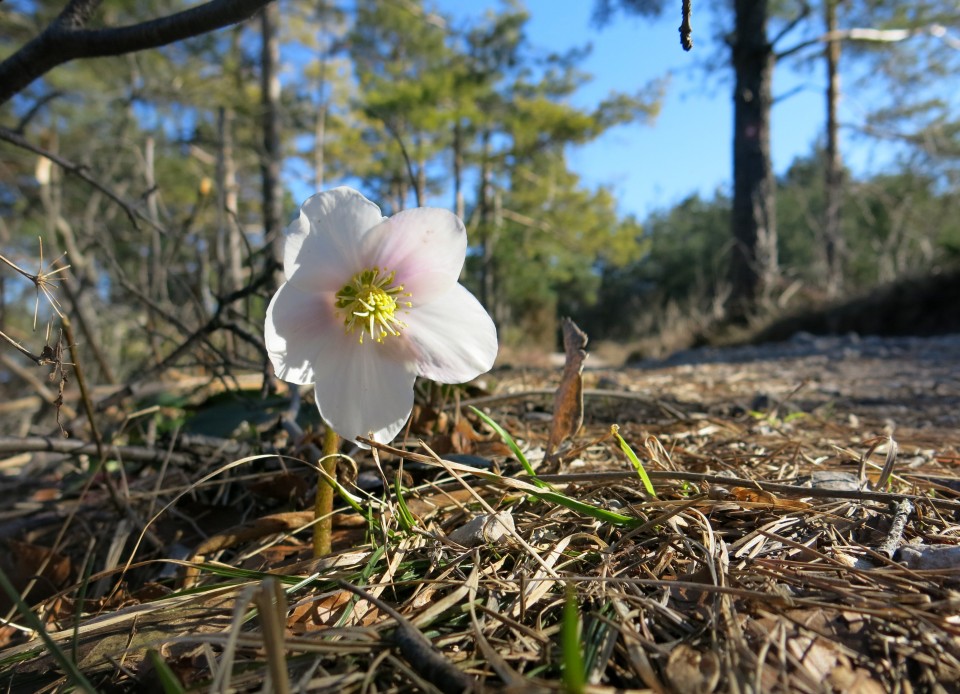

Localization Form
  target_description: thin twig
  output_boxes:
[362,440,960,514]
[0,127,145,230]
[0,328,45,365]
[877,499,913,558]
[338,581,475,694]
[0,435,195,466]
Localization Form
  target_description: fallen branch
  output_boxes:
[361,438,960,514]
[0,435,195,466]
[337,581,476,694]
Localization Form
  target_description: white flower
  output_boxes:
[265,187,498,445]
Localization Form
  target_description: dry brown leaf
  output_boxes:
[288,589,356,632]
[730,487,812,509]
[545,318,588,466]
[248,471,311,503]
[665,644,720,693]
[0,539,71,611]
[828,666,887,694]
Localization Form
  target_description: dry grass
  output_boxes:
[2,347,960,693]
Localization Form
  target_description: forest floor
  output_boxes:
[2,331,960,692]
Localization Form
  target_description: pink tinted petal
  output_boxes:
[402,283,498,383]
[284,187,384,292]
[360,208,466,304]
[265,281,339,385]
[314,343,418,445]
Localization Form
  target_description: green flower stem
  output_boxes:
[313,427,340,556]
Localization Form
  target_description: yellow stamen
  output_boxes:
[335,267,412,344]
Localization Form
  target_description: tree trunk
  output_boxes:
[314,92,327,191]
[729,0,778,318]
[417,156,427,207]
[453,120,465,220]
[478,130,495,316]
[823,0,845,298]
[216,107,243,295]
[260,2,283,280]
[313,9,330,191]
[144,136,167,303]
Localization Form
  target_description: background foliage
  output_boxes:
[0,0,958,392]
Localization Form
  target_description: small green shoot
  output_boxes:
[147,649,187,694]
[470,406,550,489]
[394,473,419,532]
[611,425,657,498]
[561,583,586,694]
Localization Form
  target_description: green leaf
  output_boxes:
[469,406,550,489]
[612,426,657,498]
[531,489,642,527]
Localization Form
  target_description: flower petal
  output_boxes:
[314,342,418,445]
[284,187,384,292]
[360,207,466,304]
[265,281,338,385]
[402,283,498,383]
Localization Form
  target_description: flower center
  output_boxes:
[335,267,412,344]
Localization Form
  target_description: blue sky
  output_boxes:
[434,0,888,219]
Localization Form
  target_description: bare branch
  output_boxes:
[0,328,45,365]
[833,24,960,49]
[770,1,811,48]
[777,23,960,61]
[0,0,275,105]
[0,126,147,230]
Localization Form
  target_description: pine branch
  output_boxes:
[0,0,275,106]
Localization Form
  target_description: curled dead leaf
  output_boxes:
[544,318,588,470]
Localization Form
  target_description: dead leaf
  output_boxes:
[544,318,588,468]
[447,511,516,547]
[665,644,720,693]
[730,487,812,510]
[410,403,448,436]
[288,589,353,632]
[0,540,71,611]
[731,487,779,504]
[828,666,886,694]
[249,472,311,504]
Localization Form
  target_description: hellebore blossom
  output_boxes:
[265,187,498,444]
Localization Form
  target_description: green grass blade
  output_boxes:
[394,473,418,532]
[531,489,642,527]
[469,406,550,489]
[612,426,657,498]
[72,544,96,665]
[415,454,644,527]
[561,583,586,694]
[0,565,98,694]
[147,649,187,694]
